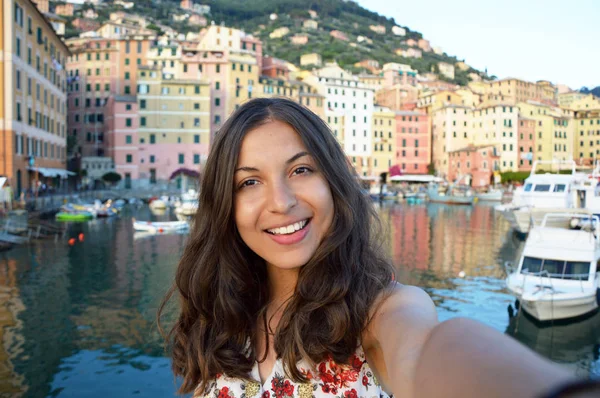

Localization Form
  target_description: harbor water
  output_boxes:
[0,202,598,397]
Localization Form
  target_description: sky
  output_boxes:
[356,0,599,89]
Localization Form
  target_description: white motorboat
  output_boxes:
[505,213,600,321]
[132,219,189,233]
[572,161,600,215]
[496,160,584,234]
[175,190,199,216]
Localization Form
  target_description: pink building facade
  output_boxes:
[518,118,536,171]
[104,96,139,187]
[447,145,500,188]
[395,111,430,174]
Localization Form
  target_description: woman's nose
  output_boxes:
[267,181,297,214]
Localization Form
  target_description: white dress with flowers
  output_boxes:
[195,346,393,398]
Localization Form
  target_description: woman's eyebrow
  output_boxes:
[235,151,310,174]
[285,151,310,165]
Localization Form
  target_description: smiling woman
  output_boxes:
[158,98,597,398]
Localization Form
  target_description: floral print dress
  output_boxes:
[195,346,393,398]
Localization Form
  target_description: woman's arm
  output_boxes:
[364,284,576,398]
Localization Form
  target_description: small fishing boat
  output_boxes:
[175,190,199,216]
[132,219,189,233]
[505,212,600,322]
[427,183,475,205]
[55,212,94,222]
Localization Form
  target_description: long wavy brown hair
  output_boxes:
[158,97,395,394]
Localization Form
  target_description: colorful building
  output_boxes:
[66,35,154,157]
[371,106,396,175]
[1,0,70,196]
[573,106,600,166]
[105,66,211,188]
[394,111,430,174]
[481,78,557,107]
[431,105,473,177]
[517,118,536,171]
[517,101,574,170]
[447,145,499,187]
[471,104,520,172]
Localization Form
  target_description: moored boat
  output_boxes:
[505,212,600,322]
[476,188,503,202]
[496,160,583,234]
[55,211,94,222]
[132,219,189,233]
[427,183,475,205]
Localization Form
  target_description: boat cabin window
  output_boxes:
[521,256,542,273]
[521,256,591,280]
[524,183,533,192]
[553,184,566,192]
[533,184,551,192]
[562,261,591,280]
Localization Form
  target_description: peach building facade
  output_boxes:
[517,118,536,171]
[447,145,500,187]
[395,111,430,174]
[66,37,153,157]
[1,0,70,196]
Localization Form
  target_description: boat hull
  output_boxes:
[519,293,598,322]
[476,190,503,202]
[132,220,189,232]
[428,195,474,205]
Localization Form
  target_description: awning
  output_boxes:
[28,167,76,179]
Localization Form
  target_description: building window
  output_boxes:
[194,154,200,164]
[215,98,220,106]
[140,99,146,109]
[140,117,146,126]
[150,155,155,163]
[126,135,132,144]
[126,154,133,163]
[216,65,220,73]
[194,135,200,143]
[126,118,132,127]
[178,154,184,164]
[150,134,156,144]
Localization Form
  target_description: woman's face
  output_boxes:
[234,120,334,271]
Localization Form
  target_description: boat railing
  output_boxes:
[520,270,590,293]
[530,159,576,176]
[540,213,599,239]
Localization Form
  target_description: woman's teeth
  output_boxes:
[267,219,308,235]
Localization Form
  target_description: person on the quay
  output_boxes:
[159,97,599,398]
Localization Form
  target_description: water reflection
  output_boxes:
[0,203,596,397]
[506,311,600,377]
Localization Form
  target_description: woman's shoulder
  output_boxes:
[363,282,437,348]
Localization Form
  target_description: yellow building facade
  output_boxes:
[371,107,396,175]
[1,0,69,196]
[573,106,600,165]
[471,104,519,171]
[517,101,574,170]
[136,65,211,146]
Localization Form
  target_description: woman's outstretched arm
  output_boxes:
[364,284,577,398]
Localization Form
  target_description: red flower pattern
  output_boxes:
[197,348,391,398]
[271,373,295,398]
